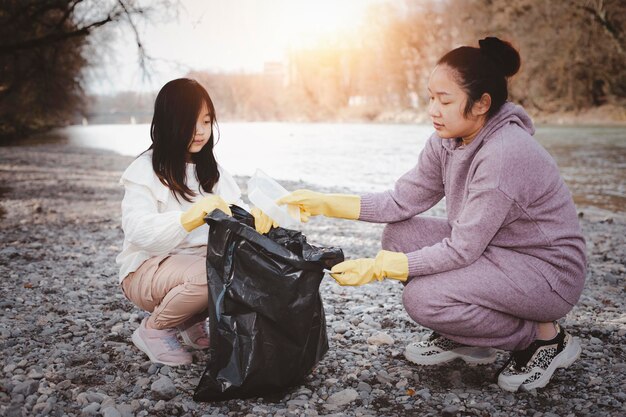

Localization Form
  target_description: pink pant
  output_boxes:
[121,248,208,330]
[383,216,574,351]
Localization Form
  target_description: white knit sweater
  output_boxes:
[116,151,247,283]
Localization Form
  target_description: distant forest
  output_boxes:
[1,0,625,139]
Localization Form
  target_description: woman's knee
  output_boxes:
[402,278,441,329]
[382,221,411,252]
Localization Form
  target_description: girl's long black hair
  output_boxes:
[148,78,220,202]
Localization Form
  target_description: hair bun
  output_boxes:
[479,37,520,77]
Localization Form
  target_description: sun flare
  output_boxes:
[279,0,373,47]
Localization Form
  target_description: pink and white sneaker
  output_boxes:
[131,317,193,366]
[178,319,210,350]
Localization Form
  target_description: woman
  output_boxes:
[116,78,275,367]
[278,38,586,392]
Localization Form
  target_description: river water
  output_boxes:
[34,122,626,214]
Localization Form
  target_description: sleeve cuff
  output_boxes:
[407,251,430,277]
[172,210,189,234]
[358,193,380,222]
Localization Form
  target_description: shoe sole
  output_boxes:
[179,329,209,350]
[405,346,498,366]
[498,336,582,392]
[131,329,192,367]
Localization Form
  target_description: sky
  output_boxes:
[87,0,390,94]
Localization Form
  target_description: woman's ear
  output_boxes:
[473,93,492,117]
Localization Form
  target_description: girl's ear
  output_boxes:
[473,93,492,117]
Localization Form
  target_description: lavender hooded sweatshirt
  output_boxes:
[359,103,586,305]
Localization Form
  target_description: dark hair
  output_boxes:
[148,78,220,202]
[437,37,520,119]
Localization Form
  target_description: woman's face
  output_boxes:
[427,65,485,140]
[188,102,212,154]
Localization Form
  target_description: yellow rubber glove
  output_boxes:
[251,207,279,234]
[180,195,232,232]
[276,189,360,221]
[330,250,409,286]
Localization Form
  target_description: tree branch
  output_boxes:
[579,3,624,55]
[55,0,85,31]
[116,0,151,77]
[0,12,123,55]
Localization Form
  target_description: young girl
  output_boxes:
[278,38,586,392]
[116,78,275,366]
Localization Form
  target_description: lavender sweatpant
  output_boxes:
[383,216,575,351]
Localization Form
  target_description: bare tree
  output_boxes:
[0,0,179,140]
[446,0,626,112]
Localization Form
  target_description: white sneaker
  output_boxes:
[405,332,497,366]
[497,324,581,392]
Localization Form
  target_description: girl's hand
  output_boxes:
[180,195,232,232]
[251,207,279,234]
[276,189,361,221]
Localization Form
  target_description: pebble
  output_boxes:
[442,405,460,416]
[356,382,372,393]
[415,388,431,401]
[27,367,44,379]
[588,376,604,386]
[12,380,39,397]
[151,377,177,400]
[86,392,106,403]
[153,400,166,411]
[323,378,339,386]
[468,401,491,411]
[366,332,394,346]
[603,273,619,284]
[81,402,101,416]
[376,370,393,385]
[102,406,123,417]
[326,388,358,406]
[117,404,135,417]
[444,392,460,404]
[332,323,350,334]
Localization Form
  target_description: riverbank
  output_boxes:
[0,143,624,417]
[370,103,626,126]
[3,103,624,145]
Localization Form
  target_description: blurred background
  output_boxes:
[1,0,625,211]
[1,0,625,134]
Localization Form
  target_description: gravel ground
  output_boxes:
[0,143,624,417]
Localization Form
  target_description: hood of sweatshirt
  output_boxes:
[439,102,535,157]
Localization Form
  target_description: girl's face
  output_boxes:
[427,65,485,141]
[188,102,212,155]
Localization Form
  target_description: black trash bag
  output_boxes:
[193,205,344,402]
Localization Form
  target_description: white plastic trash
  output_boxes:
[247,169,301,228]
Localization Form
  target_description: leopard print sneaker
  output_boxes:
[404,332,498,366]
[497,324,581,392]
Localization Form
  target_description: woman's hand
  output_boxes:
[330,250,409,286]
[251,207,279,234]
[180,195,232,232]
[276,189,361,221]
